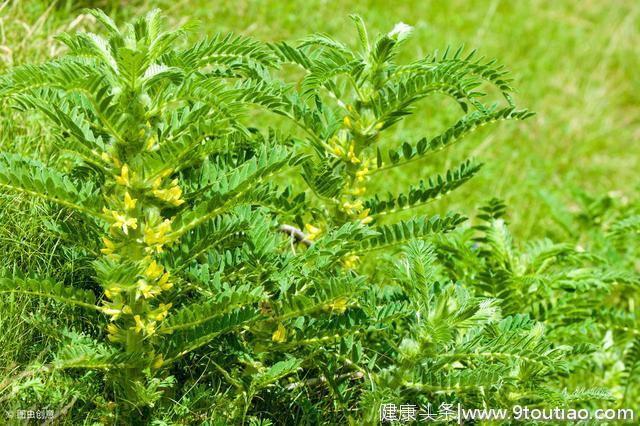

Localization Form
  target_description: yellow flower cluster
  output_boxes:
[304,223,323,241]
[355,159,369,183]
[132,314,157,335]
[103,280,124,300]
[106,323,124,342]
[343,105,385,137]
[104,260,174,341]
[137,259,173,300]
[101,303,128,320]
[98,149,178,347]
[340,199,373,225]
[115,164,131,186]
[348,158,371,198]
[328,135,361,166]
[104,208,138,235]
[152,178,184,206]
[124,191,137,210]
[100,164,144,236]
[342,254,360,269]
[108,312,164,338]
[328,297,348,313]
[346,141,360,164]
[144,218,173,253]
[322,109,382,271]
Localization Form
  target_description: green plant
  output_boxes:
[0,7,528,421]
[270,16,532,266]
[0,9,307,417]
[427,198,639,408]
[1,8,636,425]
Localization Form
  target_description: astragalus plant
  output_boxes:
[271,16,532,265]
[267,17,627,422]
[2,8,631,426]
[0,9,310,418]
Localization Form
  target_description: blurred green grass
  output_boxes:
[1,0,638,238]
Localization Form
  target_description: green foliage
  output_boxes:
[0,9,317,420]
[0,8,636,425]
[269,16,532,244]
[429,198,639,406]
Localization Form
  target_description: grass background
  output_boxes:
[1,0,638,239]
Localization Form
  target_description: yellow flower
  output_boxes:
[132,315,156,335]
[157,219,172,235]
[137,279,158,299]
[100,237,116,255]
[115,164,130,186]
[158,272,173,290]
[272,323,287,343]
[153,303,172,321]
[343,254,360,269]
[110,211,138,235]
[106,323,124,342]
[124,192,137,210]
[144,260,164,280]
[152,184,184,206]
[360,215,373,225]
[144,219,173,253]
[356,163,370,182]
[329,297,348,313]
[102,305,122,320]
[342,200,364,212]
[358,208,373,225]
[133,315,143,332]
[146,323,157,335]
[304,223,322,241]
[152,177,162,190]
[343,116,352,128]
[347,142,360,164]
[342,199,371,221]
[374,121,384,130]
[104,285,121,299]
